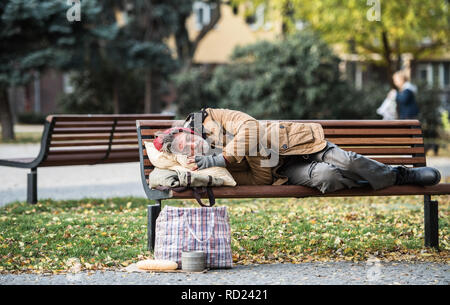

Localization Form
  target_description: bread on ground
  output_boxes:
[136,259,178,271]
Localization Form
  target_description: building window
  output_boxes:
[416,63,433,87]
[439,62,450,89]
[193,1,211,31]
[246,4,271,31]
[355,63,363,90]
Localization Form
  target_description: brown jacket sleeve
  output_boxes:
[207,108,261,164]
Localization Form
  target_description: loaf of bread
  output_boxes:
[136,259,178,271]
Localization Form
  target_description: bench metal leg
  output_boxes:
[27,168,37,204]
[424,195,439,249]
[147,200,162,252]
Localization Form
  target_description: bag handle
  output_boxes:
[156,186,216,208]
[184,107,209,140]
[192,187,215,207]
[184,209,215,243]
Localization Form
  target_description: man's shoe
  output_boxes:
[395,166,441,186]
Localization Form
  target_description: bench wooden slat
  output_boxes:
[278,120,422,127]
[52,127,137,134]
[54,122,142,128]
[52,114,174,122]
[330,138,423,145]
[344,147,424,155]
[41,157,139,167]
[49,140,138,147]
[51,133,138,141]
[323,129,422,135]
[48,147,137,155]
[44,151,138,163]
[370,157,426,165]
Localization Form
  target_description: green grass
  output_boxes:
[0,196,448,274]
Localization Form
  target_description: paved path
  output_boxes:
[1,143,449,207]
[0,124,44,134]
[427,156,450,179]
[0,262,448,285]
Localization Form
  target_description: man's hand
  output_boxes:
[187,154,226,170]
[187,157,198,170]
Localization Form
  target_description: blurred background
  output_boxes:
[0,0,449,150]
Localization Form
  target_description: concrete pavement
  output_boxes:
[0,262,448,285]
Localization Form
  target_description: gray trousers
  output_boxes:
[279,142,397,193]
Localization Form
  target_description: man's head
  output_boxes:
[153,127,210,156]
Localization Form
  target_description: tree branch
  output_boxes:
[412,40,445,58]
[190,0,222,59]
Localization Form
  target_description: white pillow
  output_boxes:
[144,141,237,186]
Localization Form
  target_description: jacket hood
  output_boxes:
[402,81,418,94]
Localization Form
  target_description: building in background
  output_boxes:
[8,70,71,122]
[412,56,450,107]
[166,1,282,64]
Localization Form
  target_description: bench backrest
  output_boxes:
[38,114,174,166]
[136,119,426,187]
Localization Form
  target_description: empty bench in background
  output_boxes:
[0,114,174,203]
[137,119,450,250]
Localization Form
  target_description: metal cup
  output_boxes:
[181,251,206,272]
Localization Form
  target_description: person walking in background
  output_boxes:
[386,70,419,119]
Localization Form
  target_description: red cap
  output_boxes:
[153,127,201,151]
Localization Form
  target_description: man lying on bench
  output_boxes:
[152,108,441,193]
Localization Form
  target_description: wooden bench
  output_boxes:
[0,114,174,204]
[136,119,450,250]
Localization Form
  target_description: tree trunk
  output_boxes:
[112,84,120,114]
[174,13,192,68]
[395,39,402,71]
[152,72,162,113]
[381,30,395,88]
[0,87,15,140]
[281,0,294,38]
[144,71,152,113]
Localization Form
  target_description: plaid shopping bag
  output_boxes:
[154,206,233,269]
